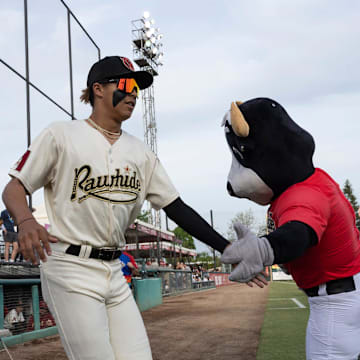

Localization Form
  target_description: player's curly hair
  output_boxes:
[80,87,94,106]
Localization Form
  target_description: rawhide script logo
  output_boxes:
[71,165,141,204]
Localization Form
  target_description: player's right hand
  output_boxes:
[18,219,58,265]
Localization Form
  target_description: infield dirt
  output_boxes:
[0,283,269,360]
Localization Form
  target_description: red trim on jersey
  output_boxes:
[15,150,31,171]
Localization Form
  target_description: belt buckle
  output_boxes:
[98,248,109,260]
[101,249,114,261]
[110,251,116,261]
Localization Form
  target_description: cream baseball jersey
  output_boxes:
[9,120,179,248]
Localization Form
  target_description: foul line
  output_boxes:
[291,297,306,308]
[268,297,306,310]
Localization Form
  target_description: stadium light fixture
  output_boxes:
[132,12,164,75]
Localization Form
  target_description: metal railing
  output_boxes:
[138,260,216,296]
[192,280,216,290]
[0,279,56,344]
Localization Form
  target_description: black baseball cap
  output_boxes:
[87,56,153,90]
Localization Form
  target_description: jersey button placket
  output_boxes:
[109,148,113,164]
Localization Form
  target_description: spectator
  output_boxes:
[27,301,56,331]
[119,251,139,288]
[176,261,186,270]
[4,300,25,335]
[1,209,19,262]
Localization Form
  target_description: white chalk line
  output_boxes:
[268,297,306,310]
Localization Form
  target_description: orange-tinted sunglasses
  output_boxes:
[99,78,140,97]
[117,78,140,97]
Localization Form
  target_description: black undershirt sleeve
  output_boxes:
[266,221,318,264]
[163,197,230,253]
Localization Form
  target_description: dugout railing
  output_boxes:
[138,263,216,296]
[0,278,57,349]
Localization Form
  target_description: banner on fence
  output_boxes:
[208,273,234,287]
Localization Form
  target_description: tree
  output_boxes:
[136,210,151,223]
[342,179,360,231]
[195,251,221,270]
[226,208,266,242]
[195,251,213,263]
[173,227,196,249]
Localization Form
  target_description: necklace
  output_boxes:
[87,118,122,139]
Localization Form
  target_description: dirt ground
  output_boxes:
[0,284,269,360]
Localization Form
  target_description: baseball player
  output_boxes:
[2,56,230,360]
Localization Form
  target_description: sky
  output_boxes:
[1,0,359,253]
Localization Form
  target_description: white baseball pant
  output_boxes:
[40,242,153,360]
[306,272,360,360]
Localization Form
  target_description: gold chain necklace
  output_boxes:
[87,118,122,139]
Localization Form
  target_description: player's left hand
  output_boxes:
[221,222,274,282]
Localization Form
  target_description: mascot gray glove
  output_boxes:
[221,222,274,282]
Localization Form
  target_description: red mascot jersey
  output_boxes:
[268,168,360,289]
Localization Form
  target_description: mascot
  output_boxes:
[221,98,360,360]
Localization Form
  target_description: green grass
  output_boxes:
[256,281,309,360]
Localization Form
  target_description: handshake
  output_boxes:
[221,223,274,287]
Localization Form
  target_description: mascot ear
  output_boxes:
[231,102,249,137]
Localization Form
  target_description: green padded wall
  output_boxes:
[133,278,162,311]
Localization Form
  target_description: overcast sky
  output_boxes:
[1,0,359,252]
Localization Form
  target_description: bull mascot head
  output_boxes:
[222,98,315,204]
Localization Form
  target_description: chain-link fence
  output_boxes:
[141,267,215,296]
[0,281,55,339]
[192,280,216,290]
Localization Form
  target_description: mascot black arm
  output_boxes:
[163,197,230,253]
[266,221,317,264]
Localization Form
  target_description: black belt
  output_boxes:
[65,245,122,261]
[303,276,356,297]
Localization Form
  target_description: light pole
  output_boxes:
[131,12,164,264]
